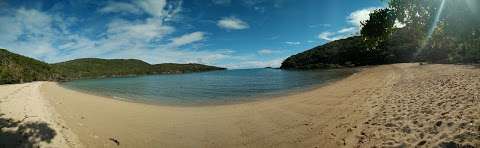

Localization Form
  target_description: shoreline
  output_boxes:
[39,65,382,147]
[56,68,358,107]
[2,63,479,147]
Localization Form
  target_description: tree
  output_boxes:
[360,8,396,49]
[385,0,480,63]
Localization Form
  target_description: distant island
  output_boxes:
[0,48,225,84]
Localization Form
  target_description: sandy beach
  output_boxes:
[1,63,479,147]
[0,82,82,147]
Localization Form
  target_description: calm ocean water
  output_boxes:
[60,68,354,106]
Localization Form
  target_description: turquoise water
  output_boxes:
[60,68,354,106]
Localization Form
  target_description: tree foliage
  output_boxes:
[361,8,396,49]
[388,0,480,63]
[0,49,58,84]
[281,0,480,70]
[53,59,226,80]
[282,36,376,69]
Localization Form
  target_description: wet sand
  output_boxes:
[1,63,479,147]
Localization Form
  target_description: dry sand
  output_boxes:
[2,63,479,147]
[0,82,82,148]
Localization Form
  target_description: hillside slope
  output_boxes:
[152,63,226,74]
[0,49,57,84]
[281,36,369,69]
[0,49,226,84]
[52,58,154,80]
[53,59,226,80]
[281,29,418,70]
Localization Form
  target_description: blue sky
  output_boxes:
[0,0,385,69]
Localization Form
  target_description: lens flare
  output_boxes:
[423,0,446,48]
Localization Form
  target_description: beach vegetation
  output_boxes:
[281,0,480,69]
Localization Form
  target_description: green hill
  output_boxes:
[281,36,369,69]
[0,49,58,84]
[52,58,154,80]
[53,59,226,80]
[280,29,418,70]
[152,63,227,74]
[0,49,226,84]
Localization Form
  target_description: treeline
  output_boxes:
[0,49,58,84]
[0,49,225,84]
[281,0,480,69]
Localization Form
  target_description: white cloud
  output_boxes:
[0,13,23,43]
[316,7,382,41]
[99,2,142,14]
[0,2,289,69]
[338,27,356,33]
[0,8,58,58]
[217,17,249,30]
[285,41,300,45]
[309,24,331,28]
[317,28,355,41]
[169,32,205,47]
[134,0,167,17]
[318,32,336,41]
[106,18,174,42]
[0,5,232,66]
[99,0,181,20]
[257,49,273,55]
[348,7,381,27]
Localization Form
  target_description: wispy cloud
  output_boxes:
[169,32,205,47]
[258,49,283,55]
[318,31,350,41]
[0,1,235,67]
[134,0,168,17]
[0,0,283,69]
[338,27,357,33]
[106,18,174,42]
[267,35,280,40]
[257,49,273,55]
[308,24,331,28]
[99,0,182,20]
[217,16,249,30]
[99,2,142,15]
[318,26,358,41]
[285,41,301,45]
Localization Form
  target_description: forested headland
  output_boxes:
[0,49,225,84]
[281,0,480,69]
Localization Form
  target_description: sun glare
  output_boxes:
[425,0,446,43]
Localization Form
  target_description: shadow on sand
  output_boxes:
[0,113,56,147]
